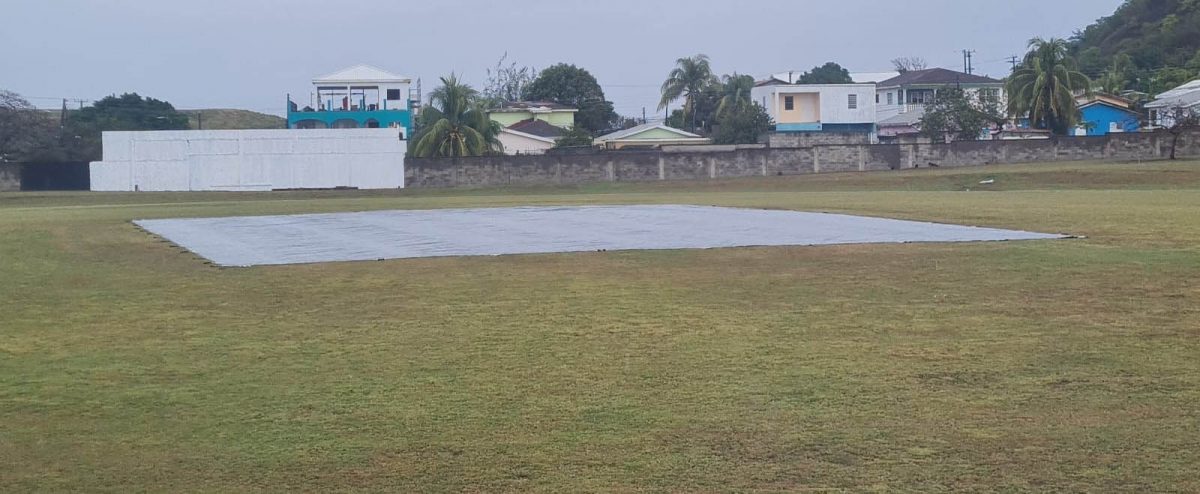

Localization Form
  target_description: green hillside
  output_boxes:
[1071,0,1200,93]
[179,109,285,130]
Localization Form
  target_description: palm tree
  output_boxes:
[411,74,502,158]
[716,73,755,120]
[1006,38,1091,135]
[1096,54,1133,95]
[659,54,717,131]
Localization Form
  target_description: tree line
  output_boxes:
[0,92,188,163]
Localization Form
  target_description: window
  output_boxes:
[876,94,880,104]
[887,92,894,105]
[386,89,402,100]
[784,96,794,111]
[848,94,858,109]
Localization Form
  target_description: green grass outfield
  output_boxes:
[2,161,1198,492]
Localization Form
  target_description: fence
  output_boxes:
[406,130,1200,188]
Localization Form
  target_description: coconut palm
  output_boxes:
[716,73,755,120]
[1006,38,1091,135]
[1096,54,1133,95]
[659,54,717,131]
[411,74,502,158]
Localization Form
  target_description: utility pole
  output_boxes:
[1007,56,1020,71]
[197,112,203,130]
[642,107,646,124]
[962,49,976,75]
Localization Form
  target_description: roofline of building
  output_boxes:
[489,107,579,113]
[500,127,558,144]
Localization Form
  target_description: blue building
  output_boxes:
[1077,95,1141,136]
[287,65,419,138]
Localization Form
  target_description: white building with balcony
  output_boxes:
[287,65,421,138]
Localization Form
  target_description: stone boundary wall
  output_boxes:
[767,132,870,147]
[405,130,1200,188]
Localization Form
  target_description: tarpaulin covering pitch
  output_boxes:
[134,205,1067,267]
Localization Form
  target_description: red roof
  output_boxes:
[506,119,566,138]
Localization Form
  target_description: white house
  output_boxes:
[875,68,1005,139]
[487,101,578,155]
[750,82,878,136]
[496,119,566,155]
[1146,79,1200,128]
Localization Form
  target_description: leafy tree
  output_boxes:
[1007,38,1092,135]
[523,64,617,133]
[797,62,854,84]
[659,54,717,133]
[411,75,502,158]
[1148,66,1197,95]
[1096,54,1134,94]
[716,73,755,120]
[1070,0,1200,88]
[553,127,595,148]
[67,93,190,160]
[919,88,1005,143]
[712,103,773,145]
[481,53,537,108]
[1075,46,1108,77]
[1156,104,1200,159]
[891,57,928,73]
[665,83,722,135]
[72,93,189,131]
[0,90,58,162]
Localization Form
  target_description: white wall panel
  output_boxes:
[90,129,406,191]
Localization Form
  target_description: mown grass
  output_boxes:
[1,161,1198,492]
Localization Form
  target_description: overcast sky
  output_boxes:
[3,0,1123,117]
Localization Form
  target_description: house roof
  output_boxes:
[851,72,902,84]
[1077,95,1140,114]
[877,68,1001,88]
[492,101,578,112]
[878,107,926,127]
[1146,79,1200,109]
[499,128,557,144]
[1076,92,1135,110]
[313,64,411,85]
[758,71,899,86]
[506,119,566,139]
[595,122,703,142]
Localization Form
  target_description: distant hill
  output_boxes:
[179,109,286,130]
[1071,0,1200,91]
[38,108,286,130]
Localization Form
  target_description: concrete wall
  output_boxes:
[768,132,872,147]
[406,130,1200,188]
[90,129,406,191]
